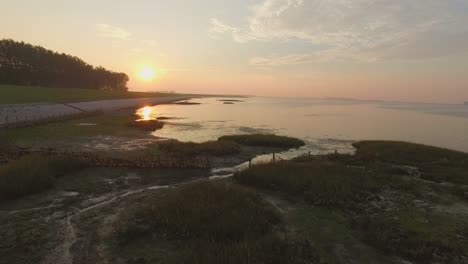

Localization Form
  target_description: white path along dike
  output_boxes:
[0,96,192,126]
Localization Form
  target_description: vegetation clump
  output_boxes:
[114,181,318,263]
[115,181,280,242]
[219,134,305,149]
[355,209,468,263]
[354,141,468,185]
[127,120,164,131]
[0,155,87,201]
[235,159,378,207]
[234,141,468,263]
[142,140,242,157]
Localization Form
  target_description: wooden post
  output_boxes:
[308,151,311,158]
[248,159,252,168]
[272,153,276,163]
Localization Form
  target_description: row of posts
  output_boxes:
[247,149,338,168]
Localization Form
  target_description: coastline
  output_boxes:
[0,96,194,127]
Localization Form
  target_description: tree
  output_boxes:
[0,39,129,91]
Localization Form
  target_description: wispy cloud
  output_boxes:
[212,0,468,61]
[250,54,315,66]
[209,18,258,43]
[96,24,132,40]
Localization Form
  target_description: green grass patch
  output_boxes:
[0,85,178,104]
[127,119,164,131]
[0,155,87,201]
[115,181,280,243]
[235,160,378,207]
[355,209,468,263]
[114,181,319,263]
[219,134,305,149]
[141,140,241,157]
[0,109,146,145]
[354,141,468,185]
[181,234,318,264]
[353,141,468,166]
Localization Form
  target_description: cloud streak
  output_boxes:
[96,24,132,40]
[211,0,468,62]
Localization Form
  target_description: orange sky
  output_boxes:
[2,0,468,103]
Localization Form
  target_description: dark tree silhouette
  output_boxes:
[0,39,129,91]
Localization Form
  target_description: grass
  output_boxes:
[114,181,319,263]
[127,119,164,131]
[0,84,179,104]
[355,209,468,263]
[0,155,87,201]
[115,181,280,243]
[140,140,241,157]
[354,140,468,185]
[235,160,378,207]
[353,140,468,166]
[0,212,59,264]
[0,109,147,146]
[234,141,468,263]
[219,134,305,149]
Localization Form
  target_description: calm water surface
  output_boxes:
[137,97,468,154]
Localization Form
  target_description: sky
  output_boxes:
[2,0,468,103]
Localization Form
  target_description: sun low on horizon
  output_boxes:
[137,66,158,82]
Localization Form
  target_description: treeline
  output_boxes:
[0,39,129,91]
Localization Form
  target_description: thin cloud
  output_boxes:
[96,24,132,40]
[212,0,468,61]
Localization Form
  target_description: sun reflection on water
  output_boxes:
[138,106,154,121]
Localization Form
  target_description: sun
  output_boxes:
[138,67,156,81]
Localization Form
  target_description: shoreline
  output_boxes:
[0,96,194,127]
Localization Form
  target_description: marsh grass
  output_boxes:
[182,234,318,264]
[0,155,87,201]
[234,141,468,263]
[141,140,241,157]
[114,181,320,263]
[353,140,468,166]
[354,141,468,185]
[219,134,305,149]
[127,119,164,131]
[235,160,378,207]
[355,209,468,263]
[115,181,280,243]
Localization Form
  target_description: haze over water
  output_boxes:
[139,97,468,153]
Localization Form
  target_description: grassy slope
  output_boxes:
[0,108,145,147]
[0,85,178,104]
